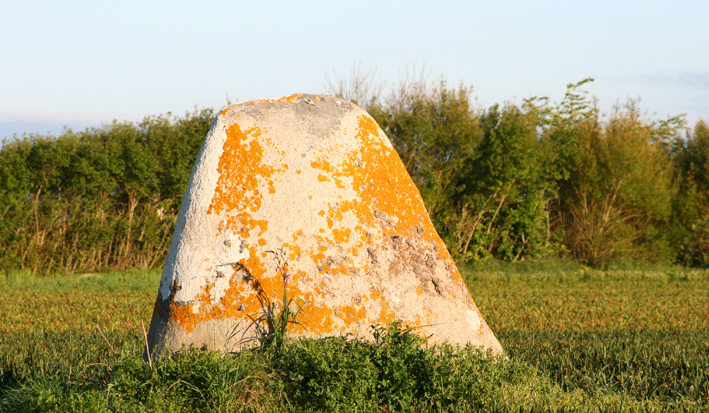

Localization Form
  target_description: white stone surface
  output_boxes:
[147,94,503,356]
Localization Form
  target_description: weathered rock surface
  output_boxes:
[147,94,503,356]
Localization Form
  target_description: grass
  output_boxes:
[0,269,158,389]
[466,266,709,408]
[1,264,708,411]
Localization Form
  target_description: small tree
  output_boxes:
[559,101,675,265]
[672,120,709,266]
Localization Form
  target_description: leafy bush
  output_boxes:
[276,322,522,411]
[672,120,709,267]
[3,74,709,274]
[0,109,214,274]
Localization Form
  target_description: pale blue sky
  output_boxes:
[1,0,707,140]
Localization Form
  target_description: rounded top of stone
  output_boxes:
[222,93,358,116]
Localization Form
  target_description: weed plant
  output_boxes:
[250,248,305,353]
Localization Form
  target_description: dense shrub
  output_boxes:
[276,322,521,411]
[1,75,707,272]
[0,109,214,274]
[672,120,709,267]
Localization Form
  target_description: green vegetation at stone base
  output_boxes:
[1,268,708,412]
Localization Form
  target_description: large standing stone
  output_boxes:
[147,94,502,356]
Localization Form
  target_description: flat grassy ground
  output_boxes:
[1,265,707,411]
[466,267,709,404]
[0,270,158,388]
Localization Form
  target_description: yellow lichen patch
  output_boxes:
[247,93,303,105]
[220,216,269,239]
[320,260,349,276]
[422,306,436,325]
[311,159,348,189]
[280,229,310,258]
[338,304,368,325]
[223,247,288,319]
[363,291,395,325]
[348,115,438,242]
[280,94,302,103]
[208,123,271,216]
[310,154,345,189]
[306,114,437,249]
[332,227,351,244]
[282,235,304,261]
[377,301,396,324]
[311,159,333,172]
[287,279,370,335]
[166,243,302,334]
[294,302,336,334]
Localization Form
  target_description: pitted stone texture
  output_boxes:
[147,94,503,356]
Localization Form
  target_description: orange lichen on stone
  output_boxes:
[207,123,270,216]
[296,302,336,334]
[248,93,303,105]
[311,159,333,172]
[166,242,299,334]
[371,293,396,324]
[306,112,456,268]
[332,227,351,244]
[352,115,439,242]
[338,304,368,325]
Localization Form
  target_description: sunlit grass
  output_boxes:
[466,266,709,403]
[1,266,708,411]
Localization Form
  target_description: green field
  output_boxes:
[1,266,708,411]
